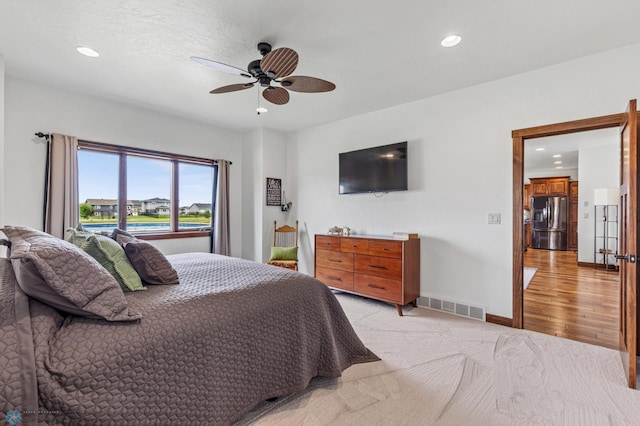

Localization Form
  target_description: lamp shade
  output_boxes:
[594,188,619,206]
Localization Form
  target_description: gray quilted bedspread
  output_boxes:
[0,253,378,425]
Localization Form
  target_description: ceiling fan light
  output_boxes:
[441,35,461,47]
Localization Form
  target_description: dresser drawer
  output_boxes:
[355,254,402,280]
[355,274,402,303]
[316,267,354,291]
[368,240,402,258]
[316,249,354,272]
[341,238,369,254]
[316,235,342,251]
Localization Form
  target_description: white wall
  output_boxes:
[577,144,619,263]
[288,42,640,318]
[240,128,291,262]
[241,129,262,261]
[3,77,244,256]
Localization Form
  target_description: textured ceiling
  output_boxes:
[1,0,640,133]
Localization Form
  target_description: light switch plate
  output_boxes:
[584,213,589,219]
[488,213,501,224]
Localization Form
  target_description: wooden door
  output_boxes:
[618,99,638,388]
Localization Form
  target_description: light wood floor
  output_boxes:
[523,248,619,349]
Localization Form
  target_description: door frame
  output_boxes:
[512,112,626,328]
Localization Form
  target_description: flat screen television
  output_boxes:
[339,141,408,194]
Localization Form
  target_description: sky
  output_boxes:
[78,150,213,206]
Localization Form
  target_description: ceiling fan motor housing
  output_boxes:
[248,59,263,78]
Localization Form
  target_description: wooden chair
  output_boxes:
[266,220,298,271]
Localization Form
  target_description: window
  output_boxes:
[77,141,217,238]
[178,163,214,230]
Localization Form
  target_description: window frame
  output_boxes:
[78,140,218,240]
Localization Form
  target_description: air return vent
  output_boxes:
[417,296,485,321]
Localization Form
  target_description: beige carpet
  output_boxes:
[236,293,640,425]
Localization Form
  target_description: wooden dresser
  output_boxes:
[314,234,420,316]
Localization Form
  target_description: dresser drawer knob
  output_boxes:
[328,259,342,263]
[369,264,387,269]
[368,284,386,290]
[328,276,342,281]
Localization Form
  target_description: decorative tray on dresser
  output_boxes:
[314,234,420,316]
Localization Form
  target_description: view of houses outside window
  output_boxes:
[78,149,214,233]
[179,163,214,230]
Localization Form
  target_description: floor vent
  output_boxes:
[417,296,485,321]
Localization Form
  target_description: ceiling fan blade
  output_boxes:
[263,87,290,105]
[281,76,336,93]
[190,57,252,78]
[209,83,254,94]
[260,48,298,79]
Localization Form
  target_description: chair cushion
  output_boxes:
[266,260,298,270]
[269,246,298,261]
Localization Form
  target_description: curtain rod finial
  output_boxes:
[35,132,50,140]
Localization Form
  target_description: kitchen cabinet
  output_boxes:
[524,184,531,210]
[568,181,579,250]
[529,177,570,196]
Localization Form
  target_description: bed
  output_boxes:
[0,228,377,425]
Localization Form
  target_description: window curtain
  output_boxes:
[44,133,79,239]
[212,160,230,255]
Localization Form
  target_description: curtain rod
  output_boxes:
[34,132,231,165]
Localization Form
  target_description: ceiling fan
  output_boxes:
[191,42,336,109]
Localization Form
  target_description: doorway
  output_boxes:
[512,112,627,329]
[522,129,619,348]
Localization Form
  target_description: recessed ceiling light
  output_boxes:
[535,148,545,151]
[552,154,562,158]
[256,107,268,114]
[441,35,461,48]
[76,46,100,58]
[554,161,562,164]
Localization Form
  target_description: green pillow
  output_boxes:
[66,228,145,292]
[269,246,298,261]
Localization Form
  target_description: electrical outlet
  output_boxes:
[584,201,589,207]
[488,213,501,224]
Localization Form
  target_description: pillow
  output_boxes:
[66,228,145,292]
[111,227,135,240]
[115,234,179,285]
[2,225,141,322]
[269,246,298,261]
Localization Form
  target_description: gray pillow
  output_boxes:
[115,234,180,285]
[111,228,135,240]
[2,226,141,322]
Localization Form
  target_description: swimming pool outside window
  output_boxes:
[77,141,217,238]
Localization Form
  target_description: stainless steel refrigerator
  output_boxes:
[531,196,568,250]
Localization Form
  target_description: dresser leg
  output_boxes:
[411,300,417,307]
[396,304,404,316]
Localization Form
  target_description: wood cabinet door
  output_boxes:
[524,184,531,209]
[570,181,579,198]
[548,178,568,196]
[531,181,548,196]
